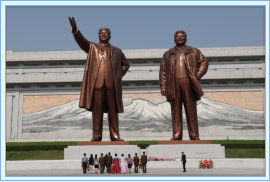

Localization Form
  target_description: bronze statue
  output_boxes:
[159,30,208,140]
[68,17,130,141]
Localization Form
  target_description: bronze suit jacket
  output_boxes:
[159,46,208,101]
[73,29,130,113]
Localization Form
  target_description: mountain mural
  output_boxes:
[22,98,264,134]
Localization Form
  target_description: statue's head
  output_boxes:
[174,30,187,46]
[98,27,111,43]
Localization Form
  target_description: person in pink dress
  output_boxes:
[120,154,128,173]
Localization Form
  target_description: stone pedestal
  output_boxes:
[147,144,225,159]
[64,144,139,160]
[64,140,225,160]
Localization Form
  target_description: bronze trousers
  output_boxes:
[170,77,199,140]
[92,86,121,141]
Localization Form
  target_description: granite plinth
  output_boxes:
[64,145,139,160]
[147,144,225,159]
[64,140,225,160]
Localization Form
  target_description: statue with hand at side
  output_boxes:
[159,30,208,140]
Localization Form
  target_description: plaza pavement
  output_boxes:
[6,168,265,176]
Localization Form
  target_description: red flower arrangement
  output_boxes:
[199,159,214,169]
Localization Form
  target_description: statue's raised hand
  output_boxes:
[68,16,77,33]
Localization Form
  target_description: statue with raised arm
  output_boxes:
[159,30,208,140]
[68,17,130,141]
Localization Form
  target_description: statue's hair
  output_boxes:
[98,27,111,35]
[174,30,187,38]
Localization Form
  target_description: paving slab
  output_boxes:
[6,168,265,177]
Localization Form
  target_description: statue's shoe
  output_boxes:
[170,138,182,140]
[91,138,102,142]
[111,138,124,141]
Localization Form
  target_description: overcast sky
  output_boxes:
[6,5,265,52]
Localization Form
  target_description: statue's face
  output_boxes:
[174,32,186,46]
[99,29,111,43]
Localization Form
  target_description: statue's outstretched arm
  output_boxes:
[68,16,90,53]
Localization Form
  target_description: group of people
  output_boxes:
[81,152,148,174]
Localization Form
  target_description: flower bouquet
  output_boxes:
[199,159,214,169]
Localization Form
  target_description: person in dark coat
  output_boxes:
[181,152,187,172]
[106,152,113,173]
[104,154,108,173]
[99,153,105,173]
[140,151,147,173]
[68,17,130,141]
[133,153,140,173]
[88,154,94,173]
